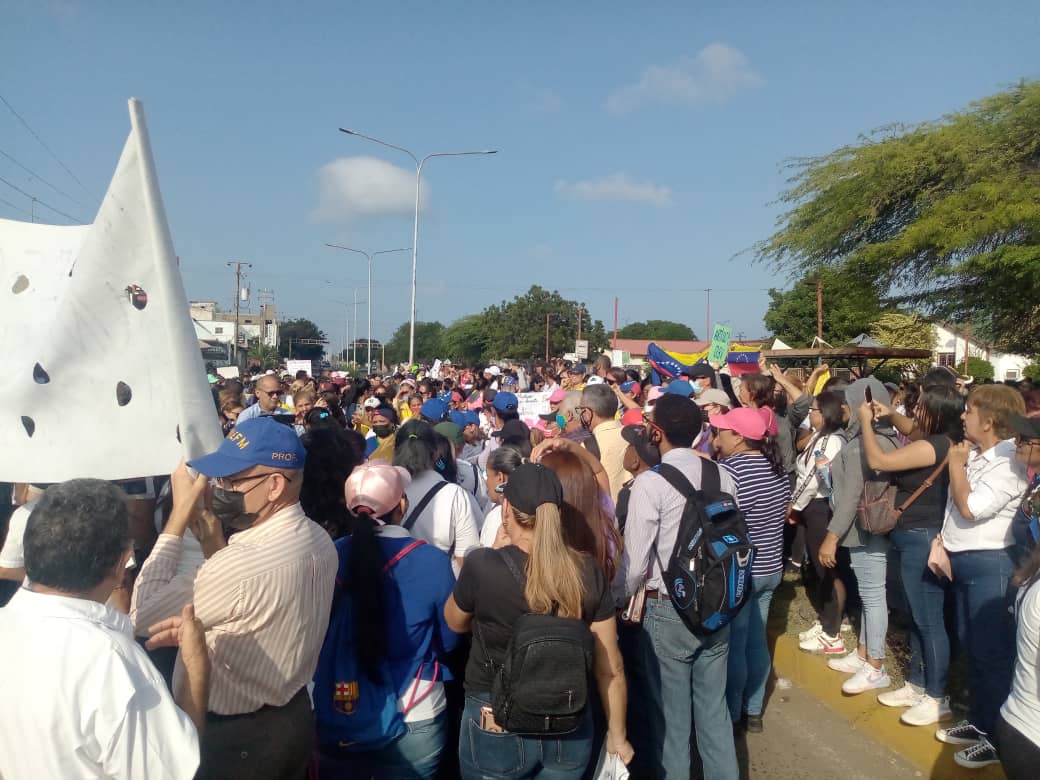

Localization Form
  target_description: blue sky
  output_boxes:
[2,1,1038,355]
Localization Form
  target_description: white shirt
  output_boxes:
[0,589,199,779]
[403,471,480,572]
[0,499,36,568]
[480,504,503,548]
[615,448,738,599]
[1001,578,1040,746]
[792,432,844,510]
[942,439,1028,553]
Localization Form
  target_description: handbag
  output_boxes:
[928,532,953,581]
[860,454,949,535]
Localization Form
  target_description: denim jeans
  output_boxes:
[639,598,738,780]
[317,712,447,779]
[726,571,782,720]
[950,548,1017,736]
[848,533,890,661]
[458,695,593,779]
[890,526,950,698]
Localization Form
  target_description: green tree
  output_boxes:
[869,312,935,378]
[617,320,697,341]
[756,82,1040,357]
[247,341,280,371]
[480,286,608,360]
[1024,364,1040,382]
[278,318,327,360]
[384,321,445,366]
[763,268,885,346]
[963,356,995,382]
[438,314,489,365]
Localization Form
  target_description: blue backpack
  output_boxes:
[314,539,426,752]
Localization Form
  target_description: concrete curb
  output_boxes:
[771,633,1007,779]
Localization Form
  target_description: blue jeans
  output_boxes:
[318,712,446,779]
[890,527,950,698]
[950,548,1017,736]
[458,695,593,779]
[727,571,782,720]
[639,597,738,780]
[848,534,890,661]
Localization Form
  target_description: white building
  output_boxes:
[190,301,279,350]
[933,324,1031,381]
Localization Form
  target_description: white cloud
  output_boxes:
[311,156,426,222]
[605,42,763,113]
[554,173,672,207]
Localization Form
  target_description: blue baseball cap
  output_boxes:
[188,417,307,478]
[420,398,449,421]
[449,410,480,428]
[663,380,694,398]
[437,390,453,403]
[620,380,637,394]
[492,391,518,413]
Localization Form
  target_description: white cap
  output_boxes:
[486,366,501,376]
[586,375,605,385]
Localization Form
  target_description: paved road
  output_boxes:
[731,681,920,780]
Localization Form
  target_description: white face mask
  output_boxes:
[691,383,704,396]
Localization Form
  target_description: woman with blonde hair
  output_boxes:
[445,463,632,778]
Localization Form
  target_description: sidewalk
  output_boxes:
[772,633,1007,780]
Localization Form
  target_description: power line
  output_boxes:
[0,146,86,207]
[0,91,92,196]
[0,193,31,218]
[0,173,84,224]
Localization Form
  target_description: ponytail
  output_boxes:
[346,511,387,681]
[521,502,586,619]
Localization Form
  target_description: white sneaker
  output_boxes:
[842,664,891,695]
[798,621,823,642]
[828,652,866,674]
[800,631,846,654]
[878,682,921,708]
[901,695,952,726]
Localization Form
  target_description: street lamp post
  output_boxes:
[338,127,497,366]
[325,244,409,372]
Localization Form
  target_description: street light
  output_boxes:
[325,244,410,371]
[339,127,497,366]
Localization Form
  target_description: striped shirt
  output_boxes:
[719,454,791,578]
[181,503,337,715]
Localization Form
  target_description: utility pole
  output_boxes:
[227,260,251,364]
[705,288,712,340]
[817,279,823,341]
[577,305,583,341]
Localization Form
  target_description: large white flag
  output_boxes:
[0,98,223,482]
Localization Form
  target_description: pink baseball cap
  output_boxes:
[647,386,665,403]
[708,408,768,441]
[344,462,412,519]
[549,388,567,404]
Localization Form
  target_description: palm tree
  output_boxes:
[248,341,280,371]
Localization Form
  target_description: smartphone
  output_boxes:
[479,706,504,733]
[864,386,873,404]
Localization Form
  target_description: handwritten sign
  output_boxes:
[706,324,732,365]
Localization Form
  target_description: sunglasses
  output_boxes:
[1015,435,1040,446]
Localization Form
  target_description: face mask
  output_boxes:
[692,383,704,396]
[371,424,393,439]
[210,480,269,532]
[556,413,567,429]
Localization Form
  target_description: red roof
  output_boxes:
[611,339,709,355]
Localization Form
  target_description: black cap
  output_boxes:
[503,462,564,515]
[621,424,662,467]
[491,419,531,444]
[689,362,714,379]
[1010,414,1040,439]
[482,388,498,402]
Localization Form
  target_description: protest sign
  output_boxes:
[706,324,733,365]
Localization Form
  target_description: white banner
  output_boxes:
[516,391,551,421]
[285,359,312,377]
[0,99,223,482]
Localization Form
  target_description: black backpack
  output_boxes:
[653,460,755,635]
[478,550,594,735]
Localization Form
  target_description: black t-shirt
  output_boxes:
[453,545,615,694]
[894,435,951,529]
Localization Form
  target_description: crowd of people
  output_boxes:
[1,352,1039,780]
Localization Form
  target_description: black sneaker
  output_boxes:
[954,738,999,769]
[935,720,985,746]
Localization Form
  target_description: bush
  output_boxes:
[962,356,995,381]
[1024,364,1040,382]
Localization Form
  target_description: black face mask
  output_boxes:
[371,424,393,439]
[210,484,265,532]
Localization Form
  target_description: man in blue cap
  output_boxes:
[420,397,450,424]
[478,391,520,470]
[450,410,485,465]
[134,416,337,780]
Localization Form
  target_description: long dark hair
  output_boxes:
[300,428,364,538]
[393,419,436,475]
[745,435,785,477]
[913,383,965,441]
[430,431,458,483]
[345,510,387,681]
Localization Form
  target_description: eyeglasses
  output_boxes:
[212,472,278,492]
[709,426,721,437]
[809,406,821,412]
[259,389,281,397]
